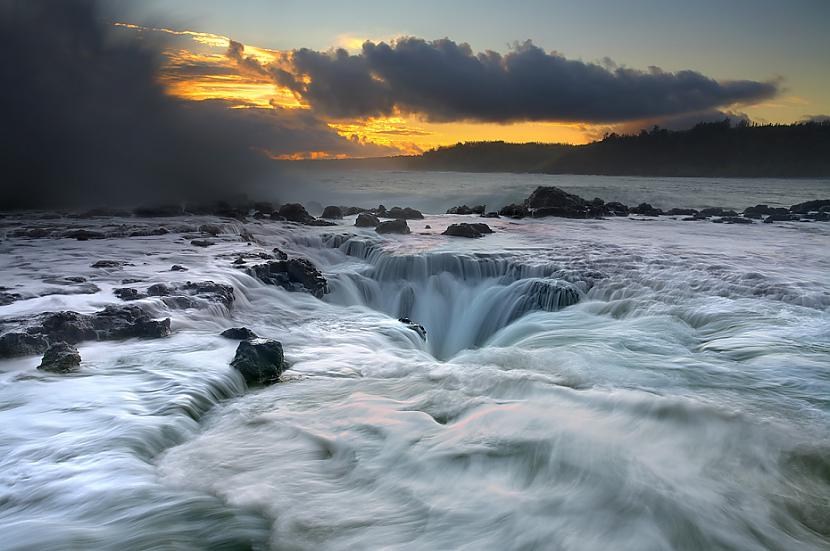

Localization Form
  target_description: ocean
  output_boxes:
[0,172,828,550]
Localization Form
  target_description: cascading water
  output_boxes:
[322,239,584,359]
[1,193,829,550]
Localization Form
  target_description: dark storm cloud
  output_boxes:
[278,38,778,123]
[0,0,389,209]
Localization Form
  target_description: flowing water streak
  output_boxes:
[0,197,828,549]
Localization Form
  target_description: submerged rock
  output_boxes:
[190,239,215,248]
[666,208,698,216]
[399,318,427,340]
[37,342,81,373]
[376,219,411,234]
[355,212,380,227]
[91,260,125,268]
[790,199,830,214]
[442,223,493,238]
[230,338,286,385]
[113,287,144,301]
[170,264,188,272]
[221,327,258,340]
[64,229,106,240]
[198,224,222,236]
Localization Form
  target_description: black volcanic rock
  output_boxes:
[524,186,589,218]
[383,207,424,220]
[498,204,529,218]
[321,206,343,219]
[221,327,258,340]
[604,202,629,216]
[399,318,427,340]
[699,207,738,218]
[666,208,698,216]
[230,338,286,385]
[91,260,125,268]
[170,265,188,272]
[355,212,380,227]
[37,342,81,373]
[376,219,411,234]
[442,223,493,238]
[247,258,328,298]
[630,203,664,216]
[790,199,830,214]
[114,287,144,301]
[0,332,49,357]
[447,205,485,215]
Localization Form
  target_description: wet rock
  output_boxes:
[399,318,427,340]
[230,338,286,385]
[790,199,830,214]
[424,224,432,229]
[253,201,275,215]
[198,224,222,236]
[604,202,629,216]
[233,257,246,265]
[37,342,81,373]
[272,248,288,260]
[91,260,125,268]
[524,186,591,218]
[630,203,664,216]
[146,283,172,296]
[446,205,485,215]
[699,207,738,218]
[190,239,215,248]
[11,228,52,238]
[383,207,424,220]
[343,206,369,216]
[65,276,87,283]
[499,204,529,218]
[482,212,500,218]
[765,213,798,222]
[221,327,258,340]
[0,290,22,306]
[170,265,188,272]
[743,204,788,217]
[0,332,49,357]
[720,216,754,224]
[321,206,343,219]
[247,258,328,298]
[114,287,144,301]
[355,212,380,227]
[64,229,106,240]
[666,208,698,216]
[376,219,411,234]
[180,281,235,307]
[442,223,493,238]
[278,203,314,224]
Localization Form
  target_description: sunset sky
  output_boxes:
[26,1,830,161]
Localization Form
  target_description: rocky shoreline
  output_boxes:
[1,186,827,387]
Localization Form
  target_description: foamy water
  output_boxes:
[1,176,829,549]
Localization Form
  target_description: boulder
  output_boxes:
[355,212,380,227]
[343,206,369,216]
[221,327,258,340]
[525,186,585,210]
[37,342,81,373]
[399,318,427,340]
[252,201,275,215]
[91,260,124,268]
[321,206,344,219]
[699,207,738,218]
[278,203,315,224]
[146,283,172,296]
[170,265,188,272]
[247,258,328,298]
[230,339,286,385]
[790,199,830,214]
[272,247,289,260]
[442,223,493,238]
[383,207,424,220]
[376,219,411,234]
[0,332,49,357]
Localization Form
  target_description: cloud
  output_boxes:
[273,38,778,124]
[801,114,830,123]
[0,0,391,209]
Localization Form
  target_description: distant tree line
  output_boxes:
[403,120,830,177]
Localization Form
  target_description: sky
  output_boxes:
[98,0,830,157]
